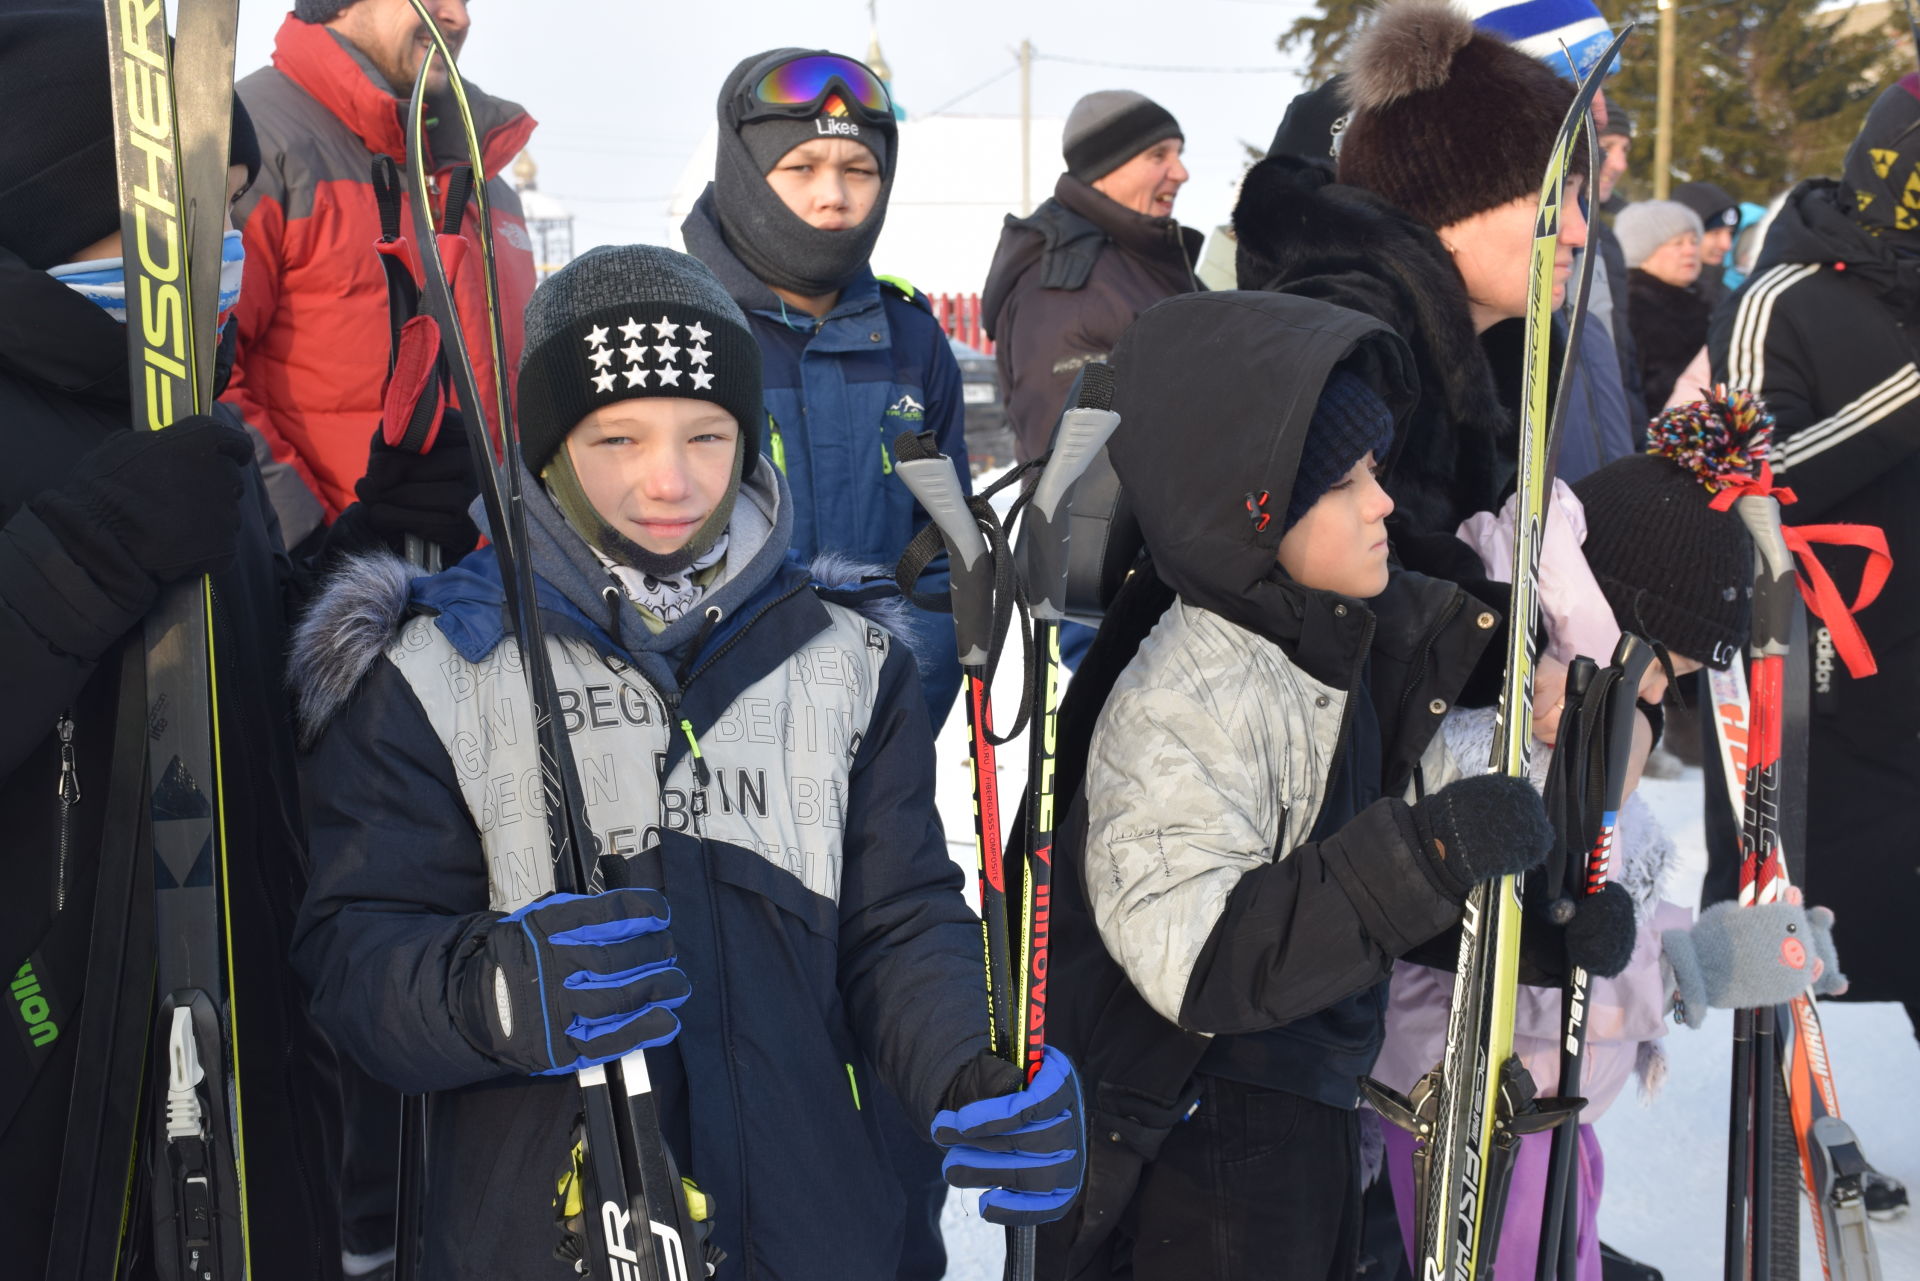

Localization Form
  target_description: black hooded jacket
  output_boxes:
[0,248,339,1274]
[1035,292,1504,1276]
[1230,154,1567,583]
[1709,178,1920,644]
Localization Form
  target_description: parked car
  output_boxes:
[948,336,1014,476]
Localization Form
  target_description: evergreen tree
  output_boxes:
[1595,0,1899,202]
[1274,0,1902,201]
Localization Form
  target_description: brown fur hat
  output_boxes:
[1336,0,1583,232]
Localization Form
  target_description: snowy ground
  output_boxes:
[924,648,1920,1278]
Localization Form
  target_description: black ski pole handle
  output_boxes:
[1599,633,1656,812]
[1735,495,1795,659]
[1020,363,1120,621]
[893,430,993,668]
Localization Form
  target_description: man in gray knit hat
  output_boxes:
[292,242,1086,1280]
[982,89,1202,465]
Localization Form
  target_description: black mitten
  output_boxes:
[1412,773,1553,899]
[35,416,251,595]
[352,407,481,560]
[1564,880,1637,978]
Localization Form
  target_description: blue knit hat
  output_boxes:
[1463,0,1620,80]
[1287,370,1396,532]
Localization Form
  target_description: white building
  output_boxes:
[665,112,1068,298]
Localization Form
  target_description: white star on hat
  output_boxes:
[590,346,617,370]
[618,316,646,343]
[621,342,648,366]
[584,324,610,348]
[651,316,679,339]
[690,370,714,390]
[687,346,711,368]
[654,342,681,365]
[592,369,618,394]
[685,322,710,345]
[624,365,650,388]
[657,365,684,387]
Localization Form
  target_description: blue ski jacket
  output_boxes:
[683,190,969,728]
[290,468,988,1279]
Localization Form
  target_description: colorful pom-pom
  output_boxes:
[1644,385,1776,494]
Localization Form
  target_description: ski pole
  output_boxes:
[1539,636,1653,1279]
[1724,490,1796,1281]
[1013,363,1119,1087]
[403,15,698,1278]
[892,429,1033,1280]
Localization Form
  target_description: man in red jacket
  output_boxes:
[227,0,536,552]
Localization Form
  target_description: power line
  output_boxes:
[1034,51,1298,73]
[920,63,1021,117]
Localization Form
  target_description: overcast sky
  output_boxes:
[233,0,1316,258]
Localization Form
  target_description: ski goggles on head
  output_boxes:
[740,53,893,127]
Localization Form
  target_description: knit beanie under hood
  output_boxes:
[1287,370,1396,531]
[0,7,262,270]
[711,48,898,298]
[1842,73,1920,243]
[1336,0,1584,232]
[516,244,762,578]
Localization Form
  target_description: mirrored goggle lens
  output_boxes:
[754,56,889,113]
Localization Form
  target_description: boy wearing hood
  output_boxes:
[289,245,1084,1278]
[1710,77,1920,1051]
[680,49,968,733]
[1036,290,1552,1280]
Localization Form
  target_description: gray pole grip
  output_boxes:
[894,431,993,668]
[1734,494,1795,659]
[1020,408,1122,620]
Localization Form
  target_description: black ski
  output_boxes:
[99,0,248,1277]
[399,7,698,1276]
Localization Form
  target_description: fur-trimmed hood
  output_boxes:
[290,544,921,751]
[1231,152,1525,540]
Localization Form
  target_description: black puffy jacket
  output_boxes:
[0,247,339,1277]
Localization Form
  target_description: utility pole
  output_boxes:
[1655,0,1676,198]
[1020,38,1033,215]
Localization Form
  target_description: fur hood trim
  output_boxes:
[289,551,417,750]
[290,549,926,749]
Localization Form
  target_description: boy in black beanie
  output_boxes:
[1039,290,1559,1280]
[291,244,1085,1279]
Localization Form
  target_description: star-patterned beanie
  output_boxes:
[516,243,763,479]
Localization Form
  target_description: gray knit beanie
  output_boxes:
[515,244,763,478]
[1616,200,1704,268]
[1063,90,1183,183]
[294,0,358,21]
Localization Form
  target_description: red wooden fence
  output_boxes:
[931,292,994,354]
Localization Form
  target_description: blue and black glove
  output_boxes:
[457,888,689,1076]
[931,1045,1084,1227]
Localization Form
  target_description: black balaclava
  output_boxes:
[1843,73,1920,244]
[711,48,899,298]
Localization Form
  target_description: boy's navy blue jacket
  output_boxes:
[290,468,988,1279]
[682,189,969,727]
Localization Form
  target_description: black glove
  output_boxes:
[1412,773,1553,899]
[455,889,690,1077]
[34,415,252,596]
[352,407,480,560]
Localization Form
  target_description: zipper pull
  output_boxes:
[56,715,79,806]
[679,718,712,788]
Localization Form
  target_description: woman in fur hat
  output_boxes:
[1233,0,1590,583]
